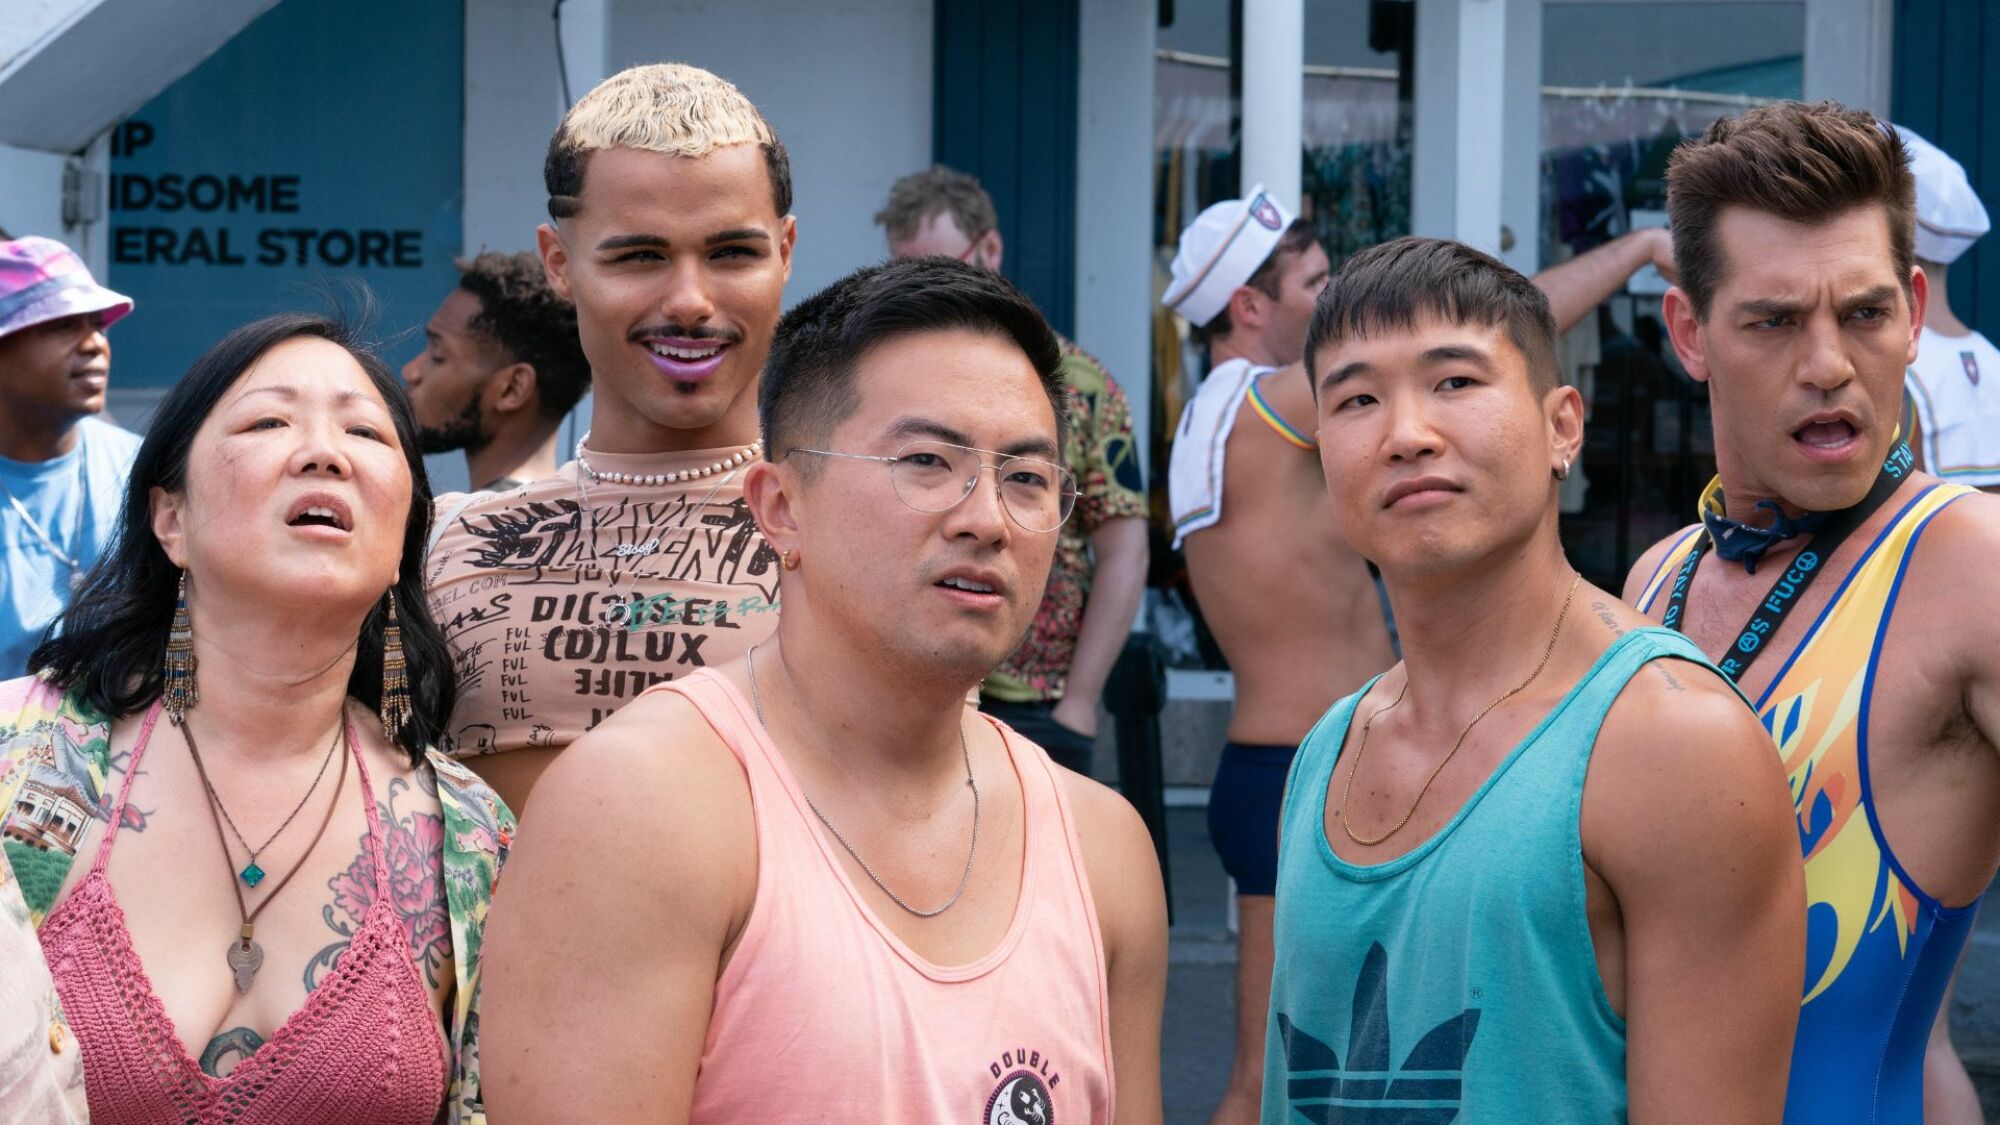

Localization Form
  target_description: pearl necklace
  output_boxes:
[574,430,763,486]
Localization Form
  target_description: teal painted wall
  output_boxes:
[1895,0,2000,334]
[933,0,1080,337]
[106,0,464,388]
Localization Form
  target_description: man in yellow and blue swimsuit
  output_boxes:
[1628,100,2000,1123]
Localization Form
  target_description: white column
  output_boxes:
[1076,0,1158,481]
[1804,0,1894,116]
[1411,0,1463,243]
[67,131,112,279]
[1450,0,1505,254]
[1239,0,1303,211]
[463,0,613,478]
[553,0,610,466]
[0,142,67,242]
[557,0,611,101]
[1413,0,1539,269]
[1499,0,1542,274]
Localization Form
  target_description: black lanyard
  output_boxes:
[1662,441,1914,682]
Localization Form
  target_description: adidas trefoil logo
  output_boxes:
[1277,941,1480,1124]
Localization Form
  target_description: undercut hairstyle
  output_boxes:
[760,258,1069,466]
[1304,236,1560,396]
[874,165,999,243]
[544,62,792,222]
[1666,100,1915,320]
[1193,218,1318,348]
[32,313,455,764]
[455,251,592,420]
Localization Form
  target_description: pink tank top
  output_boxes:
[38,703,449,1125]
[662,670,1116,1124]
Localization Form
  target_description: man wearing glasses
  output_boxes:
[482,258,1168,1123]
[877,166,1148,777]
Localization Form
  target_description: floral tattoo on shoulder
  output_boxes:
[307,775,451,991]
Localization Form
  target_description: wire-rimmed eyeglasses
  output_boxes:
[788,440,1078,533]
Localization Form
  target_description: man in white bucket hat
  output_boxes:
[1899,127,2000,495]
[0,235,141,678]
[1163,190,1395,1124]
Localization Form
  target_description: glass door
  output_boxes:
[1539,0,1806,586]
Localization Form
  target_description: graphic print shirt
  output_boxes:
[424,448,779,760]
[983,341,1147,704]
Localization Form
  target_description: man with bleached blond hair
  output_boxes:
[423,63,795,815]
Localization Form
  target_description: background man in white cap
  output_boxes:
[1901,127,2000,495]
[1163,189,1396,1125]
[0,235,141,678]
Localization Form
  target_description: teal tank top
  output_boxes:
[1262,628,1735,1124]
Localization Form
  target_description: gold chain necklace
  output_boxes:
[1339,572,1582,847]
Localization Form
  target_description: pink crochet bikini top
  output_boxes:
[37,703,449,1125]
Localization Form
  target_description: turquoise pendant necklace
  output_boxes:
[185,718,342,884]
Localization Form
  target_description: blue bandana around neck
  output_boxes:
[1697,497,1829,574]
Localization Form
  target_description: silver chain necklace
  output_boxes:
[0,459,89,591]
[746,644,979,918]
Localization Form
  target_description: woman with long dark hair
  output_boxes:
[0,313,512,1123]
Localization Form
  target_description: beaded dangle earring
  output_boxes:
[163,570,199,724]
[379,591,412,740]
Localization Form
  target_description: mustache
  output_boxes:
[627,323,744,344]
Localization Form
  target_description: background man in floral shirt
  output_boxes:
[878,167,1148,774]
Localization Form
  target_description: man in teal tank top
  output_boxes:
[1263,236,1806,1123]
[1624,101,2000,1125]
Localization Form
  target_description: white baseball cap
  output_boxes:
[1161,185,1295,328]
[1899,126,1988,265]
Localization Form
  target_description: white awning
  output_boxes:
[0,0,278,152]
